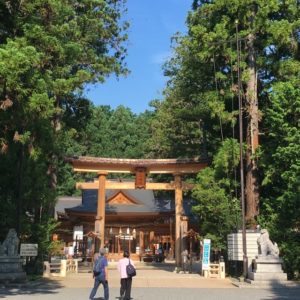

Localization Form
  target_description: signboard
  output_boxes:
[119,235,133,240]
[73,225,83,249]
[64,246,74,256]
[20,243,38,256]
[135,167,146,189]
[202,239,211,270]
[73,225,83,240]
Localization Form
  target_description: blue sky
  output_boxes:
[84,0,192,114]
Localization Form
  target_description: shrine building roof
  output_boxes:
[65,189,174,215]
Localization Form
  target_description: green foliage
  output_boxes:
[259,78,300,278]
[151,0,299,159]
[48,240,65,256]
[75,104,154,159]
[0,0,128,241]
[27,218,60,257]
[56,104,154,194]
[280,236,300,280]
[192,139,241,250]
[151,0,299,276]
[213,138,240,179]
[22,218,61,275]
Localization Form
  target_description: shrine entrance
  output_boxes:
[66,156,207,266]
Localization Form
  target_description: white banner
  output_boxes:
[73,225,83,240]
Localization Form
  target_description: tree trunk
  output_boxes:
[16,144,24,235]
[48,96,60,190]
[245,33,259,222]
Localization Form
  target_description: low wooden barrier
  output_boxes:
[203,262,225,279]
[43,259,78,277]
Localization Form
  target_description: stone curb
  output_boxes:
[230,278,300,289]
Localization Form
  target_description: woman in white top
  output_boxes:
[117,250,135,300]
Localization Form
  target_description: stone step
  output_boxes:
[244,279,298,288]
[78,261,176,273]
[107,253,140,262]
[248,271,287,281]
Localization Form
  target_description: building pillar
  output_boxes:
[111,235,114,253]
[139,231,144,254]
[150,231,155,243]
[174,174,183,268]
[118,236,120,254]
[150,231,155,254]
[95,172,107,250]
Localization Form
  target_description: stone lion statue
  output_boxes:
[1,228,19,256]
[257,229,279,257]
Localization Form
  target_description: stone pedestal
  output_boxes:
[0,256,26,282]
[247,256,287,286]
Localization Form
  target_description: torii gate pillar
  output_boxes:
[174,174,183,267]
[95,172,107,250]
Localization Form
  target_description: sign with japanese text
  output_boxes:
[20,243,38,256]
[202,239,211,270]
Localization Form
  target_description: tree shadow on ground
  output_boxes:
[0,278,63,298]
[256,278,300,300]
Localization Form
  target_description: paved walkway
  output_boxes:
[1,268,299,300]
[60,269,233,289]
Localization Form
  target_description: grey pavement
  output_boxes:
[0,268,299,300]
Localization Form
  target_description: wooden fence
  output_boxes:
[43,259,78,277]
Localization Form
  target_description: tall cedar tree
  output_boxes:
[0,0,128,238]
[151,0,299,223]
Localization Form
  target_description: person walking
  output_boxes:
[89,248,109,300]
[117,250,135,300]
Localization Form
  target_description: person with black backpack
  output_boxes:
[89,248,109,300]
[117,250,136,300]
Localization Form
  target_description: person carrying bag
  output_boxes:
[117,250,136,300]
[126,259,136,277]
[89,248,109,300]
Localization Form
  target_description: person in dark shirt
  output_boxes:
[89,248,109,300]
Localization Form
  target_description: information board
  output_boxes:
[20,243,38,256]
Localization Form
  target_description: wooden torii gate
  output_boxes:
[66,156,207,266]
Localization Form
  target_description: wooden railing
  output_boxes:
[203,261,225,279]
[43,258,78,277]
